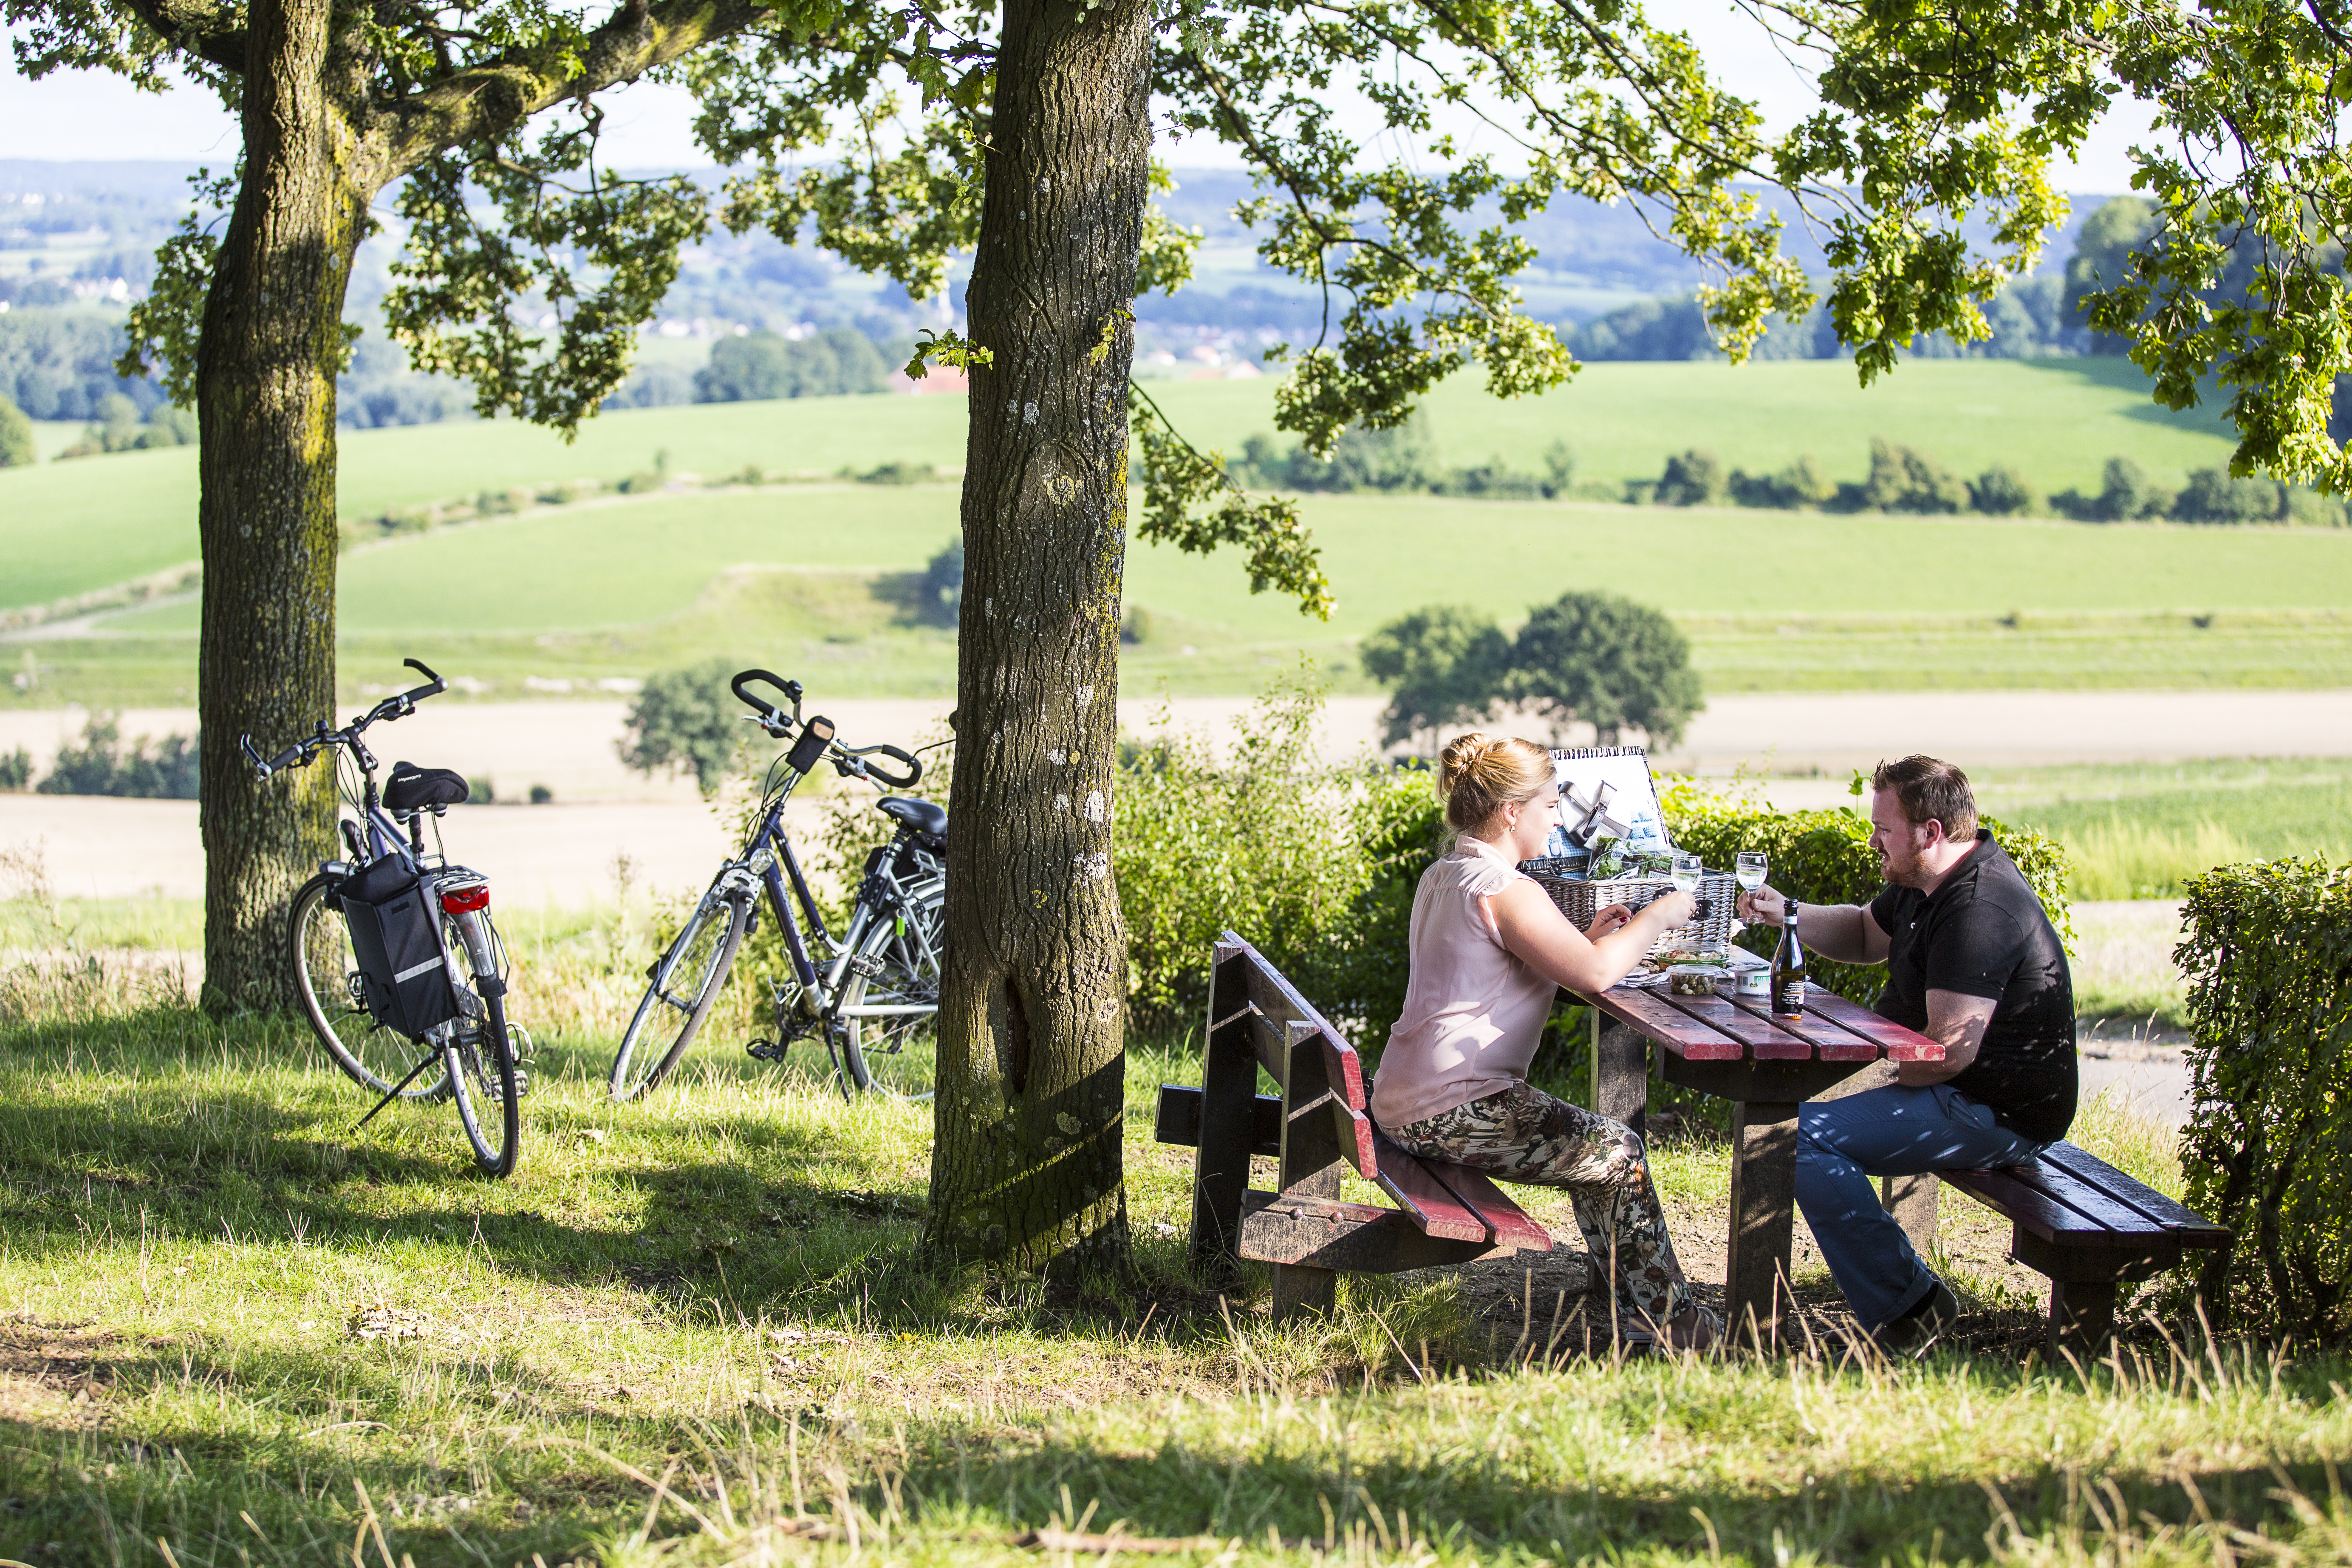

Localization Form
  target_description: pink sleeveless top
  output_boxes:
[1369,834,1559,1129]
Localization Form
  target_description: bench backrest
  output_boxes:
[1207,932,1379,1181]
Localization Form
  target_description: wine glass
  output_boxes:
[1736,850,1768,893]
[1671,853,1703,895]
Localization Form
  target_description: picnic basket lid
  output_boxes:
[1539,746,1672,861]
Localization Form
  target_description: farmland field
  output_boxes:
[0,358,2252,615]
[5,358,2341,708]
[1977,756,2352,898]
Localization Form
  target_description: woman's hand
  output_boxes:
[1585,902,1634,939]
[1645,890,1698,929]
[1738,884,1788,927]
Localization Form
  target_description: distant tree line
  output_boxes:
[1564,196,2171,364]
[605,326,899,410]
[0,717,200,800]
[1229,415,1595,500]
[1361,592,1702,752]
[1643,440,2349,526]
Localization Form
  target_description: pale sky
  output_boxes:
[2,8,2154,193]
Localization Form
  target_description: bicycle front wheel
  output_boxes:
[447,989,518,1178]
[608,894,749,1102]
[836,879,945,1094]
[288,873,449,1099]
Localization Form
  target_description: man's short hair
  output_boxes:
[1872,755,1979,842]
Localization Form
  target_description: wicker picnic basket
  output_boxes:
[1518,859,1739,958]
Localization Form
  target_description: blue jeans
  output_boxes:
[1795,1084,2046,1330]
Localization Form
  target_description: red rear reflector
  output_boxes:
[440,886,490,913]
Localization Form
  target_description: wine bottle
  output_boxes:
[1771,903,1807,1017]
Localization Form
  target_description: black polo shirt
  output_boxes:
[1867,832,2077,1143]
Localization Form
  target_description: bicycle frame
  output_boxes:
[733,778,942,1027]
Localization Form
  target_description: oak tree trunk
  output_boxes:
[195,0,372,1010]
[925,0,1153,1276]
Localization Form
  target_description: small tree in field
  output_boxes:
[619,660,746,797]
[1508,592,1702,748]
[1359,607,1511,752]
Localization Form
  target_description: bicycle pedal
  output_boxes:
[511,1069,532,1098]
[746,1039,787,1062]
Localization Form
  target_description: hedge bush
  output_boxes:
[2171,859,2352,1343]
[1115,678,1417,1030]
[1662,786,2075,1006]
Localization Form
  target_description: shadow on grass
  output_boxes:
[6,1364,2348,1568]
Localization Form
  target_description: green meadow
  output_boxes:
[5,358,2344,708]
[1,358,2250,614]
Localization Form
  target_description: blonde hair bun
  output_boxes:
[1436,732,1552,834]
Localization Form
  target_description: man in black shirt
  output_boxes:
[1739,754,2075,1349]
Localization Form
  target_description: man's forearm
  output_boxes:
[1788,902,1875,963]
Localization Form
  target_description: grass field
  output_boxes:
[11,479,2348,709]
[1978,757,2352,900]
[4,918,2340,1568]
[0,359,2253,617]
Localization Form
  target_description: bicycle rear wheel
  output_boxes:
[287,873,449,1099]
[608,893,749,1102]
[836,876,945,1094]
[446,990,518,1177]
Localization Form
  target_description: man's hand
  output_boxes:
[1734,889,1891,965]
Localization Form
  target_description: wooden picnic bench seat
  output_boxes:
[1156,933,1553,1321]
[1940,1140,2229,1355]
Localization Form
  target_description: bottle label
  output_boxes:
[1778,980,1805,1014]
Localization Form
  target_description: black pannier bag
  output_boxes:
[337,857,463,1040]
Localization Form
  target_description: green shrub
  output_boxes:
[2173,468,2286,525]
[1115,677,1377,1029]
[1730,455,1835,509]
[0,393,35,468]
[1969,465,2040,516]
[1859,438,1969,513]
[2095,455,2173,521]
[1652,448,1727,506]
[1662,786,2075,1005]
[2172,859,2352,1342]
[34,716,201,799]
[0,746,32,791]
[619,658,746,796]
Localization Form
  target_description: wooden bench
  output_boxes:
[1941,1140,2229,1355]
[1156,933,1554,1321]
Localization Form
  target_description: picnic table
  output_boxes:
[1569,974,1944,1344]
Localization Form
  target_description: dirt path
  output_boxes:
[5,688,2346,905]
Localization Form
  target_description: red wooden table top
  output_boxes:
[1582,981,1944,1065]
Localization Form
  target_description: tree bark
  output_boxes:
[195,0,370,1010]
[925,0,1153,1277]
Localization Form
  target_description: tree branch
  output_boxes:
[369,0,769,181]
[115,0,246,74]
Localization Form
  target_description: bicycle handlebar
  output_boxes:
[845,743,922,790]
[732,668,804,731]
[733,668,924,790]
[241,655,450,780]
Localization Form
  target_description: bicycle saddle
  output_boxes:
[877,795,947,845]
[384,761,469,813]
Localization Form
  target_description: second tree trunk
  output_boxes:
[925,0,1154,1276]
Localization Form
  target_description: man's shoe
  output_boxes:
[1874,1278,1960,1356]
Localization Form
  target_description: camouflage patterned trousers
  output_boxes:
[1385,1082,1694,1328]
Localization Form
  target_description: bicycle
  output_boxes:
[607,669,944,1102]
[242,658,527,1178]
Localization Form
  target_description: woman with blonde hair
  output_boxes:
[1371,732,1719,1348]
